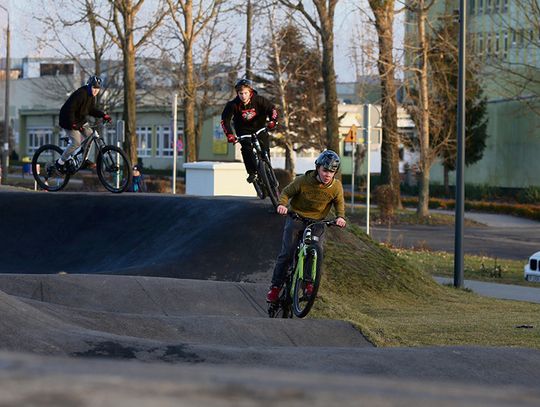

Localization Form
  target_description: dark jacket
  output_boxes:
[221,94,278,136]
[59,86,105,129]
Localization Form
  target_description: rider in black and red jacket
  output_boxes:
[221,79,278,183]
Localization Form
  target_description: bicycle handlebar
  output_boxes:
[287,211,338,227]
[236,127,268,143]
[85,118,113,130]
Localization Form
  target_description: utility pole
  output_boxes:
[454,0,467,288]
[0,5,10,184]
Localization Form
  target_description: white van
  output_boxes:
[524,251,540,282]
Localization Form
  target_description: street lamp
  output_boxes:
[0,4,10,184]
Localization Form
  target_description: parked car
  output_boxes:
[524,251,540,282]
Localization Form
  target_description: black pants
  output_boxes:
[239,130,270,175]
[271,216,326,287]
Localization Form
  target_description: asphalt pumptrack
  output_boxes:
[1,190,540,406]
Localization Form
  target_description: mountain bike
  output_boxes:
[236,127,280,208]
[32,120,132,193]
[268,213,337,318]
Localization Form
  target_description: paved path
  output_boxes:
[433,276,540,304]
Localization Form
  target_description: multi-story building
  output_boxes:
[404,0,540,189]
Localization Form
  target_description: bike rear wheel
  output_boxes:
[96,145,132,193]
[258,160,280,208]
[31,144,70,191]
[292,244,323,318]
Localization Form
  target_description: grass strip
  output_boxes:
[311,225,540,348]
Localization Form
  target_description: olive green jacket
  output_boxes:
[278,170,345,220]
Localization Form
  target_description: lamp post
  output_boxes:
[0,4,10,184]
[454,0,467,288]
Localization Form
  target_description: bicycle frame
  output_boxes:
[236,127,270,165]
[288,219,329,298]
[65,126,108,170]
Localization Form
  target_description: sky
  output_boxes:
[0,0,404,83]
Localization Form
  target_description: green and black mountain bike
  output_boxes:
[268,213,337,318]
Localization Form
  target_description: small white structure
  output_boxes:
[183,161,256,197]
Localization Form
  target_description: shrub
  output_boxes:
[517,186,540,204]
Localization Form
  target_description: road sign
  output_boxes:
[344,124,357,143]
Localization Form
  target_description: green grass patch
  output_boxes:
[311,225,540,348]
[346,207,482,227]
[391,248,535,286]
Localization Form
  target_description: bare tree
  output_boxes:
[166,0,225,163]
[367,0,402,209]
[95,0,169,165]
[34,1,123,111]
[278,0,341,154]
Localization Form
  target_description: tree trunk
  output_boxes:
[320,26,340,154]
[369,0,401,209]
[443,165,450,196]
[246,0,252,80]
[418,169,430,216]
[416,1,431,217]
[183,3,196,163]
[123,30,138,166]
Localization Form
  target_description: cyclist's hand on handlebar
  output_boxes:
[277,204,288,215]
[226,134,237,143]
[266,121,277,131]
[103,114,112,123]
[335,217,346,228]
[71,123,83,131]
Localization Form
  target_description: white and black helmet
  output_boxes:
[87,75,102,88]
[315,150,341,172]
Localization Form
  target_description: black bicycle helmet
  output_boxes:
[234,78,254,91]
[87,75,102,88]
[315,150,341,172]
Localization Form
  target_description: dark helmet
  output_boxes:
[234,78,254,92]
[315,150,341,172]
[87,75,103,88]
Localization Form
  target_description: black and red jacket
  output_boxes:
[59,85,105,130]
[221,94,278,136]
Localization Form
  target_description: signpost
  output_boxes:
[172,93,178,194]
[344,124,357,213]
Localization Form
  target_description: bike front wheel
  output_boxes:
[96,146,132,193]
[292,244,323,318]
[258,160,280,208]
[31,144,70,191]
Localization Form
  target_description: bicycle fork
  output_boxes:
[289,244,318,298]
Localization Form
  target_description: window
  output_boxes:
[503,31,508,59]
[486,32,492,57]
[486,0,491,14]
[502,0,508,12]
[495,32,500,57]
[478,32,484,55]
[156,126,184,157]
[478,0,483,14]
[40,63,74,77]
[27,127,53,154]
[494,0,500,13]
[511,29,517,47]
[470,0,476,15]
[136,126,152,157]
